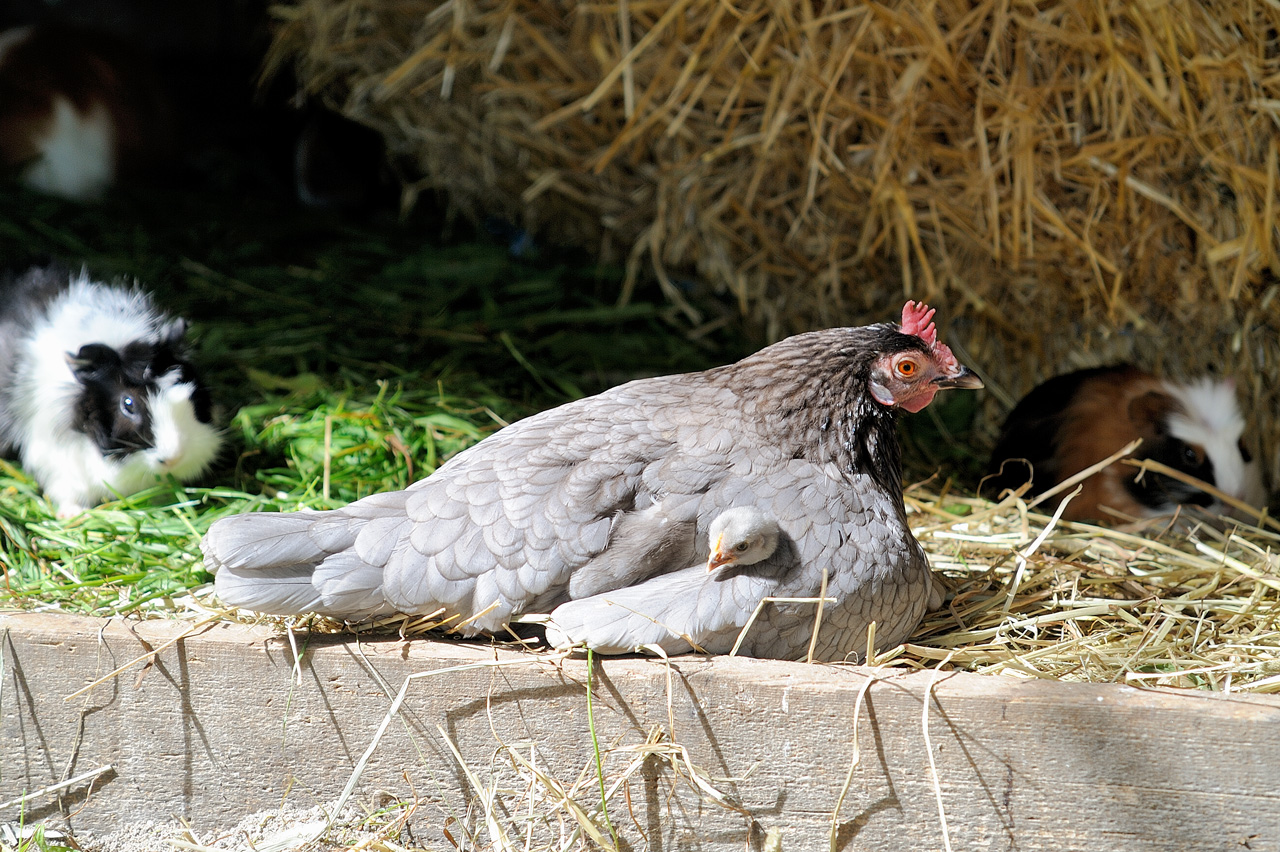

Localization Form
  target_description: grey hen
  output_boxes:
[204,301,981,661]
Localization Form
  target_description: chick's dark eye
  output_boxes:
[895,358,918,378]
[734,541,749,552]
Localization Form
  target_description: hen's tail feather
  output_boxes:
[214,563,326,615]
[204,509,394,619]
[201,511,350,572]
[311,553,393,617]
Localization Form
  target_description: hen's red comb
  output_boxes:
[900,301,938,345]
[899,300,960,372]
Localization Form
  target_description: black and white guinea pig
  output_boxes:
[985,364,1266,525]
[0,265,222,516]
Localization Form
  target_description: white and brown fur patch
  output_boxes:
[0,23,170,201]
[987,365,1266,524]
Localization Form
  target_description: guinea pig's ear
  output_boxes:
[1128,390,1177,437]
[160,318,188,347]
[65,343,119,381]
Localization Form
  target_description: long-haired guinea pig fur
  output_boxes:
[0,265,222,515]
[985,364,1265,525]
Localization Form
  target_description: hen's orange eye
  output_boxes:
[896,359,918,377]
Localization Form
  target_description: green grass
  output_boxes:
[0,821,77,852]
[0,180,752,616]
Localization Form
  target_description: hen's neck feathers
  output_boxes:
[709,323,923,495]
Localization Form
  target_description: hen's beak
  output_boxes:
[707,535,734,572]
[934,365,983,390]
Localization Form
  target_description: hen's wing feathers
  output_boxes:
[207,375,752,626]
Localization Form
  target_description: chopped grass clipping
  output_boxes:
[0,378,512,617]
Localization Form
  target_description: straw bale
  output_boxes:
[265,0,1280,483]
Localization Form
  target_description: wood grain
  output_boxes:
[3,612,1277,850]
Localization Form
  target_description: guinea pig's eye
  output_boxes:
[895,357,919,378]
[1239,438,1254,464]
[1182,445,1200,466]
[120,395,137,416]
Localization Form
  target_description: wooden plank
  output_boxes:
[3,611,1278,850]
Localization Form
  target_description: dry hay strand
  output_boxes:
[268,0,1280,480]
[900,482,1280,693]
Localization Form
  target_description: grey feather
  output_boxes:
[202,511,336,572]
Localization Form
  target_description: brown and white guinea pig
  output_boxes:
[985,364,1266,525]
[0,265,222,516]
[0,23,171,201]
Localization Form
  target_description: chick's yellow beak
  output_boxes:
[706,534,734,572]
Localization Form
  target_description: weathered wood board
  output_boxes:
[3,612,1278,850]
